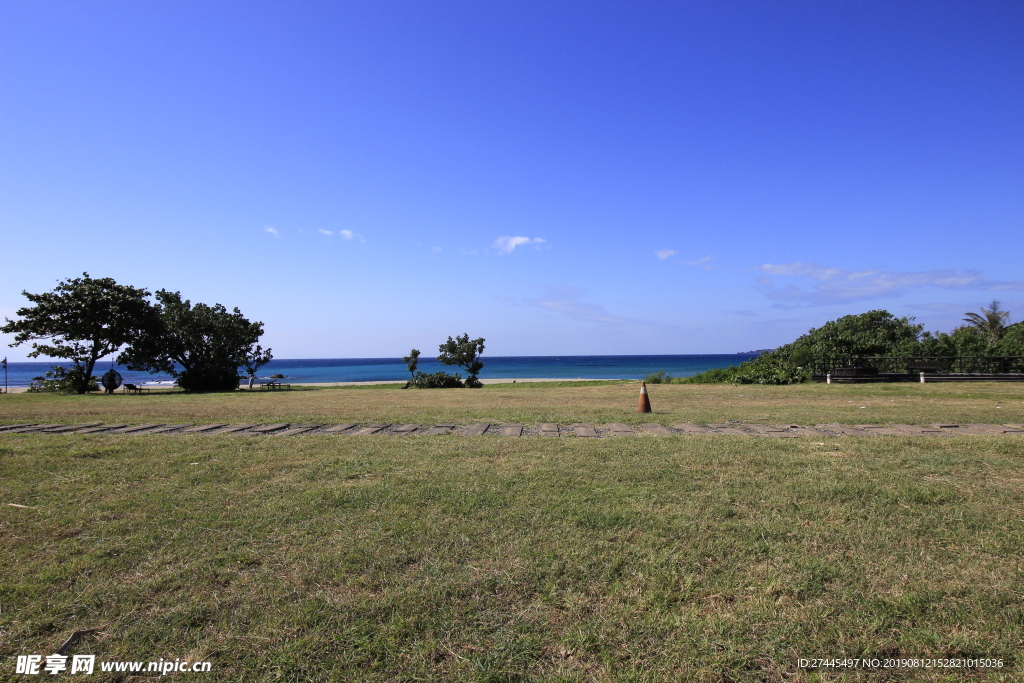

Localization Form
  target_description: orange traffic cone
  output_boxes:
[637,381,652,413]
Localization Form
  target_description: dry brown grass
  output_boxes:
[2,380,1023,427]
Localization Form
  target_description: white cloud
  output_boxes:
[264,226,280,238]
[682,255,715,271]
[338,229,366,243]
[432,246,442,253]
[318,229,333,236]
[753,262,1024,305]
[656,249,677,260]
[494,236,546,254]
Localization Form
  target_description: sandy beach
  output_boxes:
[0,377,619,394]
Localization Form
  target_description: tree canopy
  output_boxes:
[962,300,1011,344]
[118,290,271,392]
[438,334,486,388]
[1,273,151,393]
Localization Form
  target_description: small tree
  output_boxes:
[402,349,421,380]
[438,333,485,388]
[1,273,151,394]
[119,290,270,392]
[963,301,1011,344]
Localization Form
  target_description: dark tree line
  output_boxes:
[2,273,271,393]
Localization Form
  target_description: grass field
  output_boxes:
[2,385,1023,681]
[2,381,1024,427]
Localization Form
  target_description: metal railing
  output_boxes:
[812,356,1024,375]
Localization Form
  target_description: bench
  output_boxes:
[123,383,150,394]
[259,381,292,391]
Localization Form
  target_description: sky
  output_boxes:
[2,0,1022,360]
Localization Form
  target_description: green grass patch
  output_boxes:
[1,434,1022,681]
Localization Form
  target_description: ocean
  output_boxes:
[0,354,758,388]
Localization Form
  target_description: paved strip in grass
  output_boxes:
[4,422,1024,438]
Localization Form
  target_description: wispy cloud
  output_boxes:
[500,286,655,329]
[656,249,677,260]
[753,262,1024,305]
[682,255,715,271]
[318,229,333,236]
[494,236,546,254]
[338,229,366,243]
[264,226,280,238]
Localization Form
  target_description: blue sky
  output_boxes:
[2,0,1022,360]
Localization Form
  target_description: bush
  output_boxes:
[409,371,464,388]
[645,370,674,384]
[176,365,241,393]
[683,366,743,384]
[28,366,99,393]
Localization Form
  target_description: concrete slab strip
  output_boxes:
[501,424,523,437]
[641,423,675,436]
[786,426,833,437]
[673,423,710,434]
[145,424,192,434]
[606,423,635,436]
[0,424,38,432]
[855,425,918,436]
[573,424,600,438]
[741,424,786,434]
[252,423,291,433]
[181,424,228,433]
[421,425,454,435]
[210,424,259,434]
[392,424,421,433]
[929,425,995,436]
[6,424,63,433]
[110,424,164,434]
[351,424,388,435]
[273,425,322,436]
[41,423,104,433]
[76,424,129,434]
[818,425,876,436]
[463,423,489,436]
[322,423,358,433]
[890,424,953,436]
[539,423,560,436]
[708,424,751,436]
[964,423,1024,434]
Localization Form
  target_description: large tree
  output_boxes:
[1,273,151,394]
[119,290,271,392]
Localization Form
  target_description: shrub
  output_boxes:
[645,370,674,384]
[28,366,99,393]
[409,371,464,388]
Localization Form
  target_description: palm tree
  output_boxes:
[963,300,1011,344]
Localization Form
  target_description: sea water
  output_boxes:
[0,354,758,388]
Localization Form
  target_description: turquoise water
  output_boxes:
[1,354,757,387]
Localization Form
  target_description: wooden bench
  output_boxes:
[123,383,150,394]
[259,381,292,391]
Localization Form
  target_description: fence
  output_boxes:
[811,356,1024,375]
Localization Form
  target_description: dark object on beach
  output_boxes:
[101,368,123,394]
[271,374,285,379]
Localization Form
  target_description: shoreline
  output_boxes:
[289,377,617,387]
[0,377,619,394]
